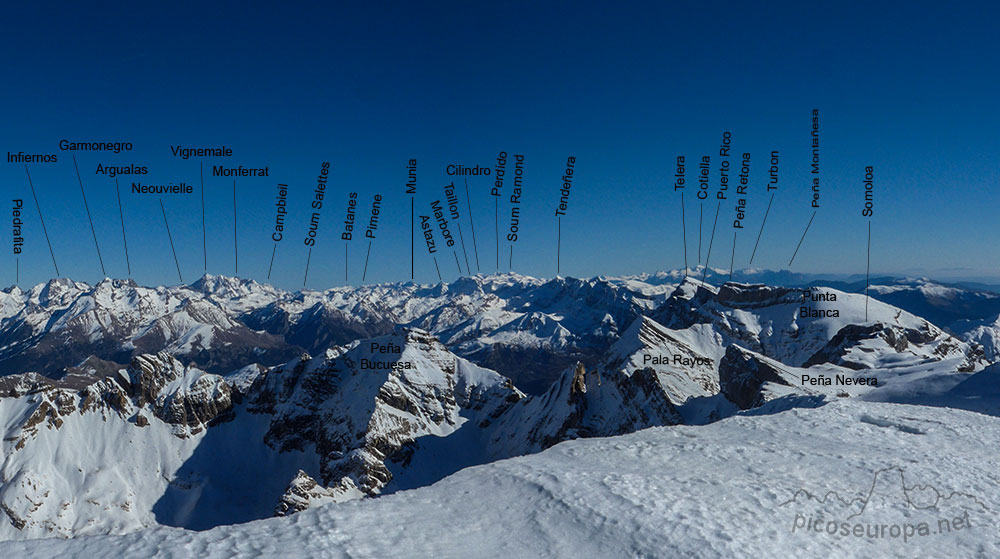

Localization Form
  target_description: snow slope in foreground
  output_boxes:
[2,398,998,559]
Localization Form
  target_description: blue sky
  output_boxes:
[2,1,999,289]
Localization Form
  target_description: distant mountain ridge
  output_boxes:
[0,270,993,540]
[3,269,999,391]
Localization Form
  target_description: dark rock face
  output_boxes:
[570,362,587,396]
[274,471,336,517]
[715,283,801,308]
[652,281,771,356]
[652,279,718,329]
[247,329,524,500]
[799,322,979,371]
[611,366,684,428]
[458,344,602,396]
[4,270,992,532]
[121,353,234,435]
[492,360,683,455]
[802,324,885,369]
[1,352,236,456]
[719,345,791,409]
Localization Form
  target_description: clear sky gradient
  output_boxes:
[2,2,999,290]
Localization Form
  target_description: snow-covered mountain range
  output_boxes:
[0,273,667,395]
[1,269,998,556]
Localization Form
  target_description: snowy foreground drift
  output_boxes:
[2,399,997,559]
[1,271,999,556]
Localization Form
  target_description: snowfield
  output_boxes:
[2,398,997,558]
[1,271,999,557]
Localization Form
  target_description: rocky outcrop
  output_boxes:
[0,272,990,538]
[802,322,982,372]
[715,283,801,308]
[274,471,337,516]
[123,353,234,434]
[248,328,523,501]
[3,352,235,450]
[0,273,671,397]
[489,359,682,457]
[719,345,793,409]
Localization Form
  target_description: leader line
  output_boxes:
[464,179,480,271]
[362,240,373,282]
[456,222,470,275]
[680,192,688,278]
[557,216,561,275]
[160,200,183,282]
[698,202,703,263]
[701,201,721,284]
[201,162,207,270]
[749,192,774,266]
[115,178,131,276]
[729,230,737,281]
[24,165,59,275]
[788,210,817,267]
[495,196,499,270]
[410,197,414,280]
[865,220,871,321]
[432,255,442,282]
[72,155,106,276]
[267,244,277,279]
[233,180,239,276]
[303,247,313,287]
